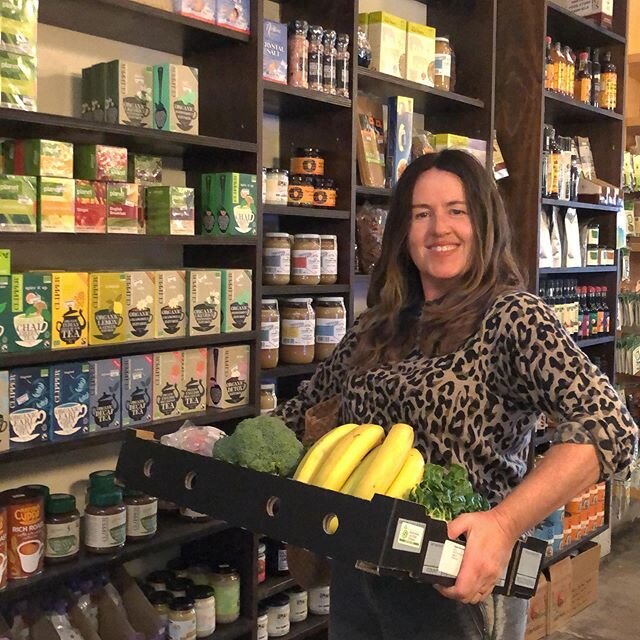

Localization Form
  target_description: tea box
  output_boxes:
[207,345,250,409]
[0,0,38,56]
[155,270,187,339]
[152,64,199,134]
[107,183,141,234]
[125,271,156,341]
[263,20,287,84]
[0,52,37,111]
[153,350,182,420]
[4,139,74,178]
[50,362,90,441]
[173,0,215,23]
[367,12,407,78]
[37,177,76,233]
[8,366,50,447]
[51,272,89,350]
[216,0,250,34]
[146,186,195,236]
[89,358,122,432]
[81,63,102,121]
[220,269,252,333]
[128,155,162,185]
[0,175,37,232]
[89,272,126,345]
[122,354,153,427]
[433,134,488,166]
[386,96,414,187]
[0,275,11,353]
[188,269,221,336]
[405,22,436,87]
[0,248,10,275]
[7,272,52,353]
[558,0,613,29]
[180,348,207,414]
[104,60,153,128]
[75,181,107,233]
[75,145,128,182]
[200,172,257,236]
[0,370,8,452]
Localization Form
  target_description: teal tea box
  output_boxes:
[146,186,195,235]
[89,358,122,432]
[122,354,153,427]
[0,370,9,452]
[0,175,37,232]
[104,59,152,128]
[8,366,50,447]
[152,64,199,134]
[50,362,90,441]
[8,272,52,353]
[200,172,257,236]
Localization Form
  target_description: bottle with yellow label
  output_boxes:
[574,52,591,104]
[551,42,566,95]
[599,51,617,110]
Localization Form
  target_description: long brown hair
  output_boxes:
[352,150,525,367]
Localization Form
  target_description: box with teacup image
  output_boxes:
[8,366,50,448]
[89,358,122,432]
[199,172,257,236]
[155,270,187,339]
[104,60,153,128]
[6,272,52,354]
[0,370,9,452]
[207,344,250,409]
[188,269,221,336]
[122,354,153,427]
[125,271,156,342]
[51,272,89,350]
[180,348,207,414]
[49,362,90,441]
[89,272,126,345]
[152,64,199,134]
[153,350,182,421]
[145,186,195,236]
[220,269,252,333]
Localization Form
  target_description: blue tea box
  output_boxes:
[263,20,287,84]
[50,362,90,441]
[216,0,250,34]
[122,354,153,427]
[386,96,414,187]
[8,366,50,448]
[89,358,122,432]
[0,370,9,452]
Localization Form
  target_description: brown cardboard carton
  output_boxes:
[525,573,549,640]
[547,556,573,634]
[570,542,600,616]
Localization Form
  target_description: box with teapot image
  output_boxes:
[153,351,182,421]
[155,270,187,339]
[89,272,126,345]
[0,370,9,452]
[50,362,90,441]
[207,345,250,409]
[188,269,221,336]
[52,272,89,350]
[199,173,257,236]
[125,271,156,341]
[221,269,252,333]
[89,358,122,432]
[122,354,153,427]
[104,60,153,128]
[180,348,207,414]
[8,366,50,448]
[6,272,52,353]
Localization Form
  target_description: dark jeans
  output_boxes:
[329,564,528,640]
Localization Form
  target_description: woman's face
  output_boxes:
[407,168,475,301]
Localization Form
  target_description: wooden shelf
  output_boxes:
[262,363,318,378]
[546,2,626,47]
[279,615,328,640]
[541,197,619,212]
[263,205,350,220]
[539,266,618,274]
[542,524,609,569]
[262,284,350,296]
[0,232,258,246]
[263,82,351,116]
[576,336,615,348]
[544,90,624,124]
[256,575,296,601]
[202,618,254,640]
[355,185,392,199]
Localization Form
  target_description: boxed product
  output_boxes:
[153,350,182,420]
[0,248,9,275]
[173,0,215,22]
[0,0,38,56]
[152,64,199,134]
[89,358,122,432]
[146,186,195,235]
[220,269,252,333]
[0,51,37,111]
[0,174,37,232]
[81,64,98,121]
[216,0,250,34]
[207,344,250,408]
[0,275,11,352]
[367,12,407,78]
[50,362,90,440]
[8,366,50,447]
[107,183,141,234]
[188,269,221,335]
[0,370,8,452]
[128,155,162,185]
[524,575,548,640]
[51,272,89,350]
[547,556,573,633]
[75,180,107,233]
[104,59,153,128]
[386,96,414,187]
[558,0,613,28]
[122,354,153,427]
[200,172,257,236]
[4,139,74,178]
[405,22,436,87]
[75,145,128,182]
[89,272,127,345]
[125,271,156,341]
[155,270,187,338]
[37,177,76,233]
[570,542,600,616]
[433,134,488,166]
[7,272,52,353]
[356,95,386,188]
[263,20,287,84]
[180,347,207,414]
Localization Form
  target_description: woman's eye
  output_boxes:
[413,209,430,219]
[450,209,467,216]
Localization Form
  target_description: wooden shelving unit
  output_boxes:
[541,197,620,212]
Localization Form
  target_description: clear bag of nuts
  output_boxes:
[355,202,388,274]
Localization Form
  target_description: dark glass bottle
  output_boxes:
[591,48,601,107]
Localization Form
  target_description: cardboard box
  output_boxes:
[153,350,182,420]
[75,180,107,233]
[0,175,37,232]
[89,358,122,432]
[104,60,153,128]
[0,248,10,275]
[155,270,187,338]
[188,269,221,335]
[216,0,249,33]
[0,275,10,352]
[4,139,74,178]
[547,556,573,633]
[50,362,90,440]
[356,95,386,188]
[8,366,50,447]
[152,64,199,134]
[107,183,141,234]
[173,0,215,23]
[81,64,98,121]
[8,272,52,353]
[433,134,488,166]
[525,573,548,640]
[51,272,89,349]
[220,269,252,333]
[75,145,128,182]
[89,272,126,345]
[405,22,435,87]
[263,20,287,84]
[570,542,600,616]
[0,0,38,56]
[146,186,195,235]
[122,354,153,427]
[207,344,250,408]
[128,155,162,185]
[0,52,37,111]
[200,172,257,236]
[125,271,156,341]
[0,370,9,452]
[37,177,76,233]
[386,96,414,187]
[181,347,207,414]
[558,0,613,28]
[367,12,407,78]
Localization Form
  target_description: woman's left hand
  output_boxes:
[434,509,518,605]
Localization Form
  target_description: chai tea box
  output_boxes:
[104,60,153,128]
[8,272,52,353]
[107,183,141,234]
[50,361,90,441]
[155,270,187,339]
[125,271,156,341]
[0,370,9,452]
[153,350,182,420]
[89,358,122,432]
[75,145,128,182]
[122,354,153,427]
[173,0,215,23]
[152,64,199,134]
[146,186,195,236]
[75,181,107,233]
[37,177,76,233]
[4,139,74,178]
[216,0,250,34]
[51,272,89,350]
[181,347,207,414]
[200,172,257,236]
[207,345,250,409]
[405,22,436,87]
[220,269,252,333]
[188,269,221,336]
[8,366,50,448]
[0,175,37,232]
[0,275,11,353]
[89,272,126,345]
[263,20,287,84]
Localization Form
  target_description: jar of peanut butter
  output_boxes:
[314,298,346,361]
[320,235,338,284]
[263,233,291,285]
[280,298,315,364]
[261,299,280,369]
[292,234,321,285]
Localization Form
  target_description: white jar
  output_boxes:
[265,169,289,205]
[191,586,216,638]
[256,608,268,640]
[266,595,290,637]
[287,586,308,623]
[309,585,330,615]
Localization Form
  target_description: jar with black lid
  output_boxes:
[288,175,315,207]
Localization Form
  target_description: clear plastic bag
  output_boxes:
[355,202,388,274]
[160,420,226,457]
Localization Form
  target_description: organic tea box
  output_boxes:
[104,59,153,128]
[386,96,414,187]
[50,361,90,441]
[125,271,155,341]
[216,0,250,34]
[0,0,38,56]
[5,139,74,178]
[188,269,221,335]
[0,52,37,111]
[153,350,182,420]
[0,175,37,232]
[367,12,407,78]
[8,272,52,353]
[122,354,153,427]
[128,155,162,185]
[152,64,199,134]
[37,177,76,233]
[146,186,195,236]
[0,370,9,452]
[75,180,107,233]
[155,270,187,339]
[81,64,99,121]
[220,269,252,333]
[107,183,141,234]
[89,358,122,432]
[200,172,257,236]
[0,275,11,353]
[263,20,287,84]
[405,22,435,87]
[0,248,10,275]
[8,366,50,447]
[89,272,126,345]
[207,345,250,409]
[181,347,207,414]
[51,272,89,350]
[75,145,128,182]
[173,0,215,23]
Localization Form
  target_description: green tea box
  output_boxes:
[89,272,126,345]
[220,269,252,333]
[89,358,122,432]
[75,180,107,233]
[146,186,195,236]
[0,52,37,111]
[0,275,11,353]
[81,64,99,121]
[38,177,76,233]
[8,272,52,353]
[207,345,250,409]
[200,172,257,236]
[0,175,36,232]
[0,370,8,451]
[107,183,141,234]
[75,145,128,182]
[125,271,155,341]
[153,350,182,420]
[104,59,153,128]
[4,139,74,178]
[0,248,10,275]
[180,347,207,414]
[155,270,187,339]
[122,354,153,427]
[0,0,38,56]
[128,155,162,185]
[152,63,199,134]
[188,269,221,336]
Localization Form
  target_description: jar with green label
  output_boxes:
[124,490,158,542]
[45,493,80,564]
[84,489,126,554]
[210,565,240,624]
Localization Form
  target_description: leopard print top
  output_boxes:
[275,291,638,505]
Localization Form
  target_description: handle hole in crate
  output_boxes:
[323,514,339,535]
[266,496,280,517]
[185,471,197,490]
[143,459,154,478]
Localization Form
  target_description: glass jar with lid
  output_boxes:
[288,20,309,88]
[148,591,173,624]
[44,493,80,564]
[124,490,157,542]
[280,298,315,364]
[288,175,315,207]
[168,597,196,640]
[292,234,321,285]
[257,606,268,640]
[261,299,280,369]
[266,594,290,637]
[314,298,346,361]
[320,235,338,284]
[313,178,336,208]
[189,585,216,638]
[260,383,277,415]
[210,565,240,624]
[287,585,308,623]
[263,233,291,285]
[265,169,289,205]
[434,37,453,91]
[291,148,325,176]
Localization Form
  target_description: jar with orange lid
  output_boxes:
[263,233,291,285]
[314,298,346,361]
[261,299,280,369]
[320,235,338,284]
[292,234,321,285]
[280,298,315,364]
[291,149,325,177]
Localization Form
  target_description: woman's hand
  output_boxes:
[434,509,518,605]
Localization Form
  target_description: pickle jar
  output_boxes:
[292,234,321,285]
[263,233,291,285]
[314,298,346,361]
[320,235,338,284]
[280,298,315,364]
[261,299,280,369]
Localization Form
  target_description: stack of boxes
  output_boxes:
[173,0,250,33]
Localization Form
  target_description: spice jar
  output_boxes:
[292,234,321,285]
[124,490,157,542]
[435,37,452,91]
[288,175,315,207]
[260,383,277,415]
[45,493,80,564]
[280,298,315,364]
[291,148,325,176]
[323,30,337,95]
[587,222,600,246]
[288,20,309,88]
[320,235,338,284]
[265,169,289,205]
[148,570,175,591]
[336,33,350,98]
[266,595,290,637]
[168,597,197,640]
[313,178,336,208]
[257,606,268,640]
[261,299,280,369]
[210,565,240,624]
[308,25,324,92]
[0,504,6,591]
[257,542,267,583]
[315,298,346,361]
[190,585,216,638]
[309,585,330,615]
[148,591,172,624]
[288,586,308,623]
[84,489,126,555]
[263,233,291,285]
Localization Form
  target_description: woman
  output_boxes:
[274,150,638,639]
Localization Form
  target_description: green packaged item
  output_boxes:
[200,172,257,236]
[4,139,74,178]
[107,183,141,234]
[104,59,152,128]
[80,63,106,122]
[8,272,52,352]
[0,274,11,352]
[0,51,37,111]
[0,0,38,56]
[0,174,36,231]
[152,63,199,134]
[128,155,162,185]
[0,249,10,275]
[75,145,128,182]
[38,177,76,232]
[146,186,195,236]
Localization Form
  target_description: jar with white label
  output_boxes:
[266,595,290,637]
[261,299,280,369]
[257,606,268,640]
[190,585,216,638]
[263,233,291,285]
[309,585,330,615]
[84,489,126,554]
[320,235,338,284]
[287,586,308,623]
[124,490,157,542]
[168,598,197,640]
[292,234,321,285]
[315,298,346,361]
[265,169,289,205]
[280,298,315,364]
[435,37,452,91]
[260,383,277,415]
[45,493,80,564]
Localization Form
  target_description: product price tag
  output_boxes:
[437,540,465,577]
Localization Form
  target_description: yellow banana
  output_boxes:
[340,445,381,494]
[386,448,425,500]
[293,423,359,483]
